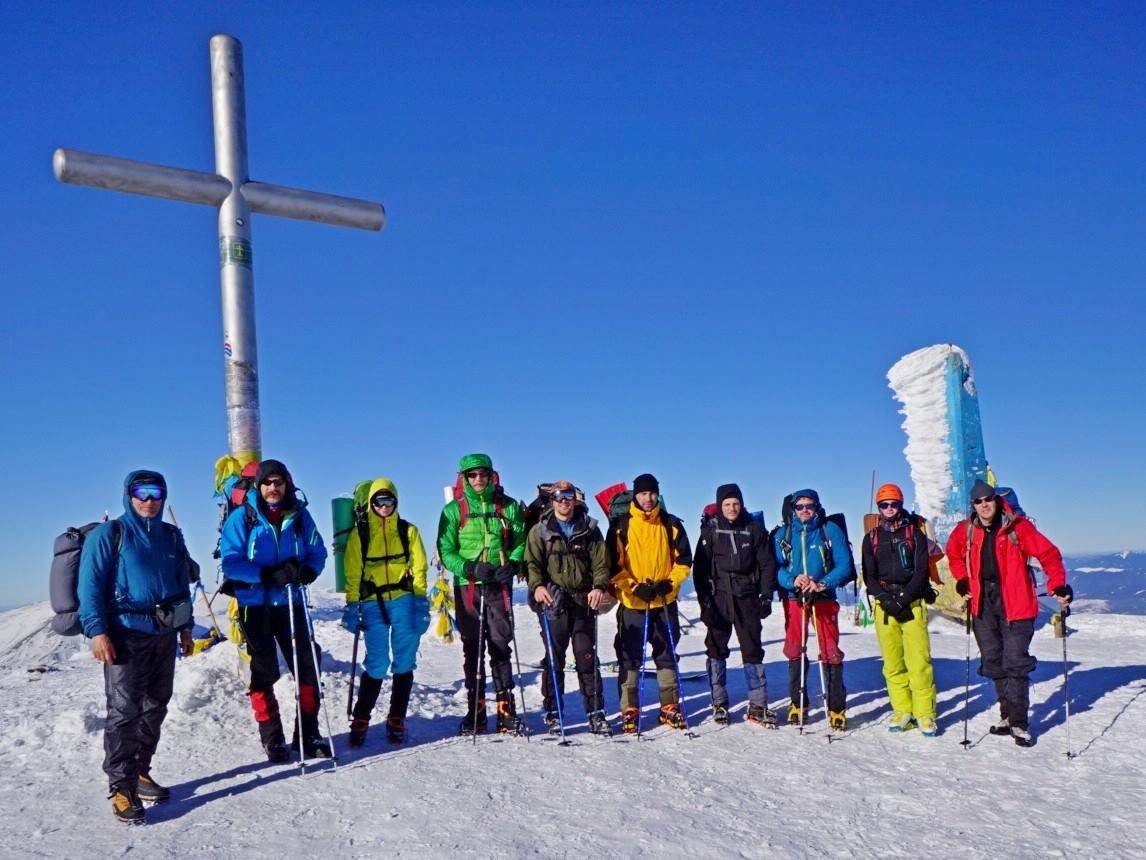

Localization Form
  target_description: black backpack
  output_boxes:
[49,521,123,636]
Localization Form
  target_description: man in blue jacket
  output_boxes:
[78,469,195,824]
[773,489,851,729]
[219,459,328,762]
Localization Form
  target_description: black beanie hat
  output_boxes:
[632,473,660,495]
[254,459,297,508]
[969,479,995,506]
[716,483,744,507]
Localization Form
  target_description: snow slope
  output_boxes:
[3,592,1143,859]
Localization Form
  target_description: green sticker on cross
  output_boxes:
[219,238,252,267]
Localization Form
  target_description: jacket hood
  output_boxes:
[368,477,399,515]
[122,469,167,524]
[790,488,820,506]
[458,453,493,473]
[253,458,299,512]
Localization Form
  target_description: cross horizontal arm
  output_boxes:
[53,148,385,231]
[242,181,384,231]
[53,148,230,207]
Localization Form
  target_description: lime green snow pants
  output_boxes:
[874,598,936,719]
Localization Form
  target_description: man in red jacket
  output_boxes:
[946,480,1073,747]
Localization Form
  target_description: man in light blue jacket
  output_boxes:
[773,488,852,729]
[78,469,195,824]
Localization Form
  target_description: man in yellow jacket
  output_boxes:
[606,473,692,733]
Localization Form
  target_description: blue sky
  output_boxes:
[2,3,1143,608]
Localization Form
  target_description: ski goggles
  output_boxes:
[878,501,903,510]
[792,503,816,512]
[552,491,576,503]
[130,484,165,501]
[371,495,397,509]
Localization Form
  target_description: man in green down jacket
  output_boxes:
[525,480,614,736]
[437,453,527,735]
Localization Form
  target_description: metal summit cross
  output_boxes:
[53,34,385,462]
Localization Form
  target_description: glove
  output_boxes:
[654,580,673,597]
[298,565,318,585]
[1052,585,1074,602]
[341,602,363,633]
[879,596,905,618]
[260,563,297,587]
[412,597,431,636]
[955,578,971,598]
[494,561,517,585]
[632,582,657,602]
[757,596,773,620]
[463,560,497,582]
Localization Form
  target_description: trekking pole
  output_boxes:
[472,584,487,745]
[960,601,972,749]
[798,597,809,734]
[1061,605,1075,760]
[346,622,361,719]
[299,585,338,768]
[636,597,651,740]
[662,596,696,739]
[540,608,569,745]
[501,550,529,740]
[811,601,828,711]
[285,584,307,772]
[168,504,224,640]
[590,609,609,736]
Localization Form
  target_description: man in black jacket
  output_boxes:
[693,484,778,726]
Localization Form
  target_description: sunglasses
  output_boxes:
[130,484,165,502]
[973,496,996,505]
[878,501,903,510]
[260,478,286,488]
[552,492,576,503]
[792,503,816,512]
[372,496,396,508]
[464,469,490,480]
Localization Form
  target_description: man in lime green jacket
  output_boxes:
[437,454,527,735]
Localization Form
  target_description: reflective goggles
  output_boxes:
[130,484,166,502]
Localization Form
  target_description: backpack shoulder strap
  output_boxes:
[398,518,411,562]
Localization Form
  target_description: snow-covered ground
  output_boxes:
[3,591,1143,859]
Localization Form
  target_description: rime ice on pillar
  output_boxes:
[887,344,988,549]
[53,34,385,461]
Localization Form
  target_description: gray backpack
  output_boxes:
[49,521,122,636]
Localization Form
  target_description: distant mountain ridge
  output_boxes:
[1063,552,1146,615]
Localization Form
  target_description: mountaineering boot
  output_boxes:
[136,773,171,803]
[659,703,687,730]
[787,702,808,725]
[1011,726,1034,747]
[349,672,384,747]
[264,742,290,763]
[588,710,613,736]
[621,708,639,734]
[829,710,847,731]
[292,733,332,758]
[110,787,145,825]
[385,716,406,743]
[348,718,370,748]
[543,710,561,734]
[459,693,487,736]
[989,717,1012,736]
[712,704,730,725]
[917,716,938,737]
[888,711,915,733]
[385,671,413,744]
[496,691,521,734]
[746,704,777,728]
